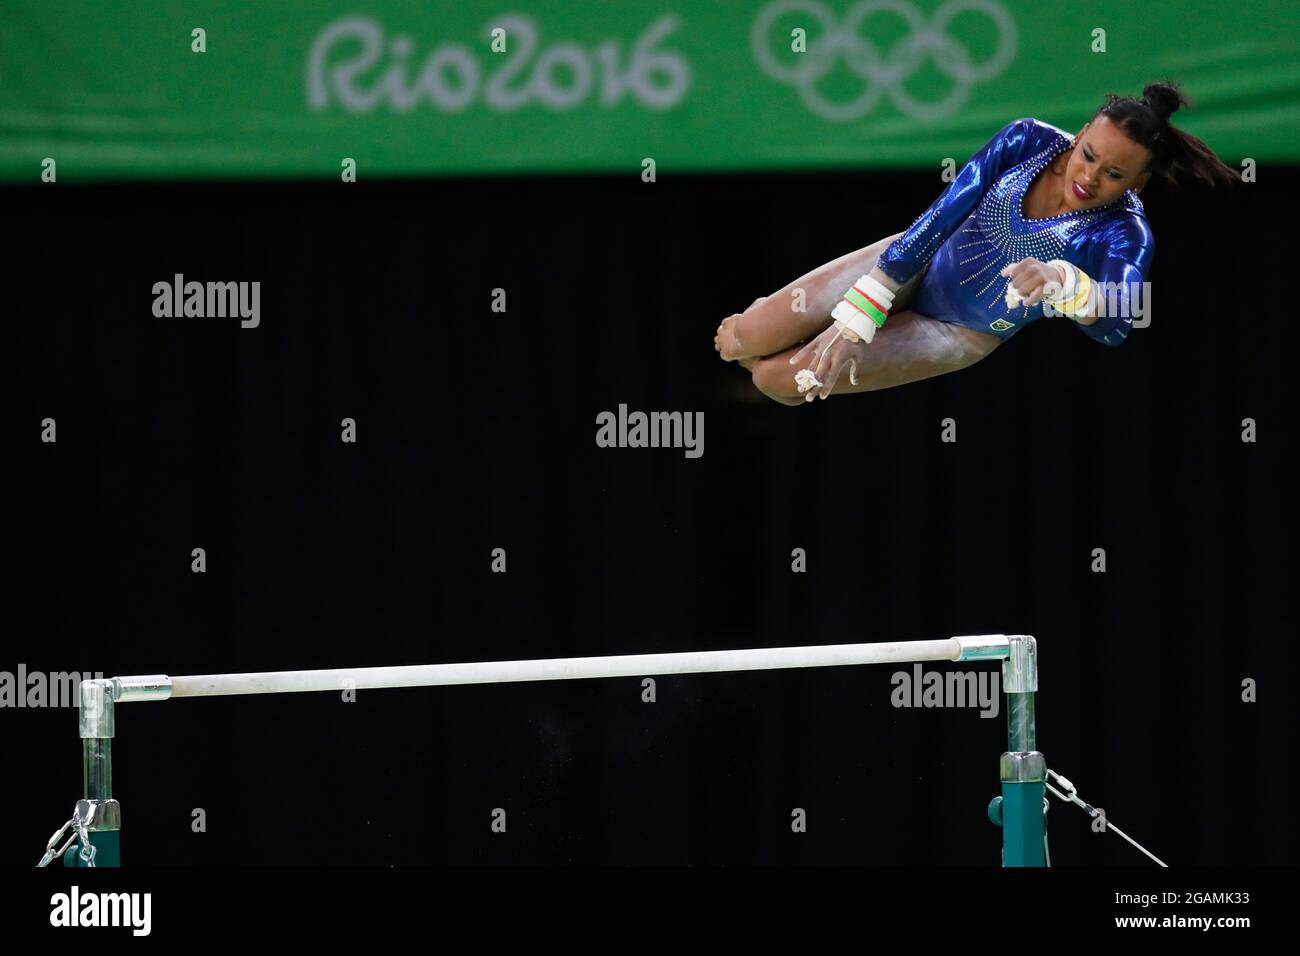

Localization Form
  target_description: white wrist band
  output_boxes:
[830,304,876,342]
[1044,260,1078,306]
[857,274,896,311]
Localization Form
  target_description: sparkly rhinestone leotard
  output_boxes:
[876,118,1154,347]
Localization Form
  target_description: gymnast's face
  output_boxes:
[1060,115,1153,211]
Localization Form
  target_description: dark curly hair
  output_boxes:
[1094,82,1240,190]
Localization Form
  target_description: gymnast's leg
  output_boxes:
[748,311,1002,404]
[715,232,911,362]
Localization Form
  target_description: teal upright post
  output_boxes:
[64,680,122,867]
[990,635,1045,867]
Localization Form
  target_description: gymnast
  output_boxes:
[714,83,1238,404]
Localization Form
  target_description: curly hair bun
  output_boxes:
[1141,83,1186,124]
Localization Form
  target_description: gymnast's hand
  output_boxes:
[999,257,1067,308]
[788,320,870,401]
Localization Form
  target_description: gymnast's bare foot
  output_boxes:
[714,314,747,361]
[714,297,768,361]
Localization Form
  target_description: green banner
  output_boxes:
[2,0,1296,181]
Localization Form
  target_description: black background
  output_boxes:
[4,164,1294,866]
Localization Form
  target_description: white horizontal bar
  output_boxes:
[147,637,1007,701]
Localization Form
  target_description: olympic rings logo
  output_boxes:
[750,0,1017,121]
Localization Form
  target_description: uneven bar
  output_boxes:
[70,635,1035,867]
[111,635,1013,702]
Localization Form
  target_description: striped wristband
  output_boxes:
[831,274,895,341]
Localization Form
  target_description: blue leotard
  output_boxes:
[876,118,1154,347]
